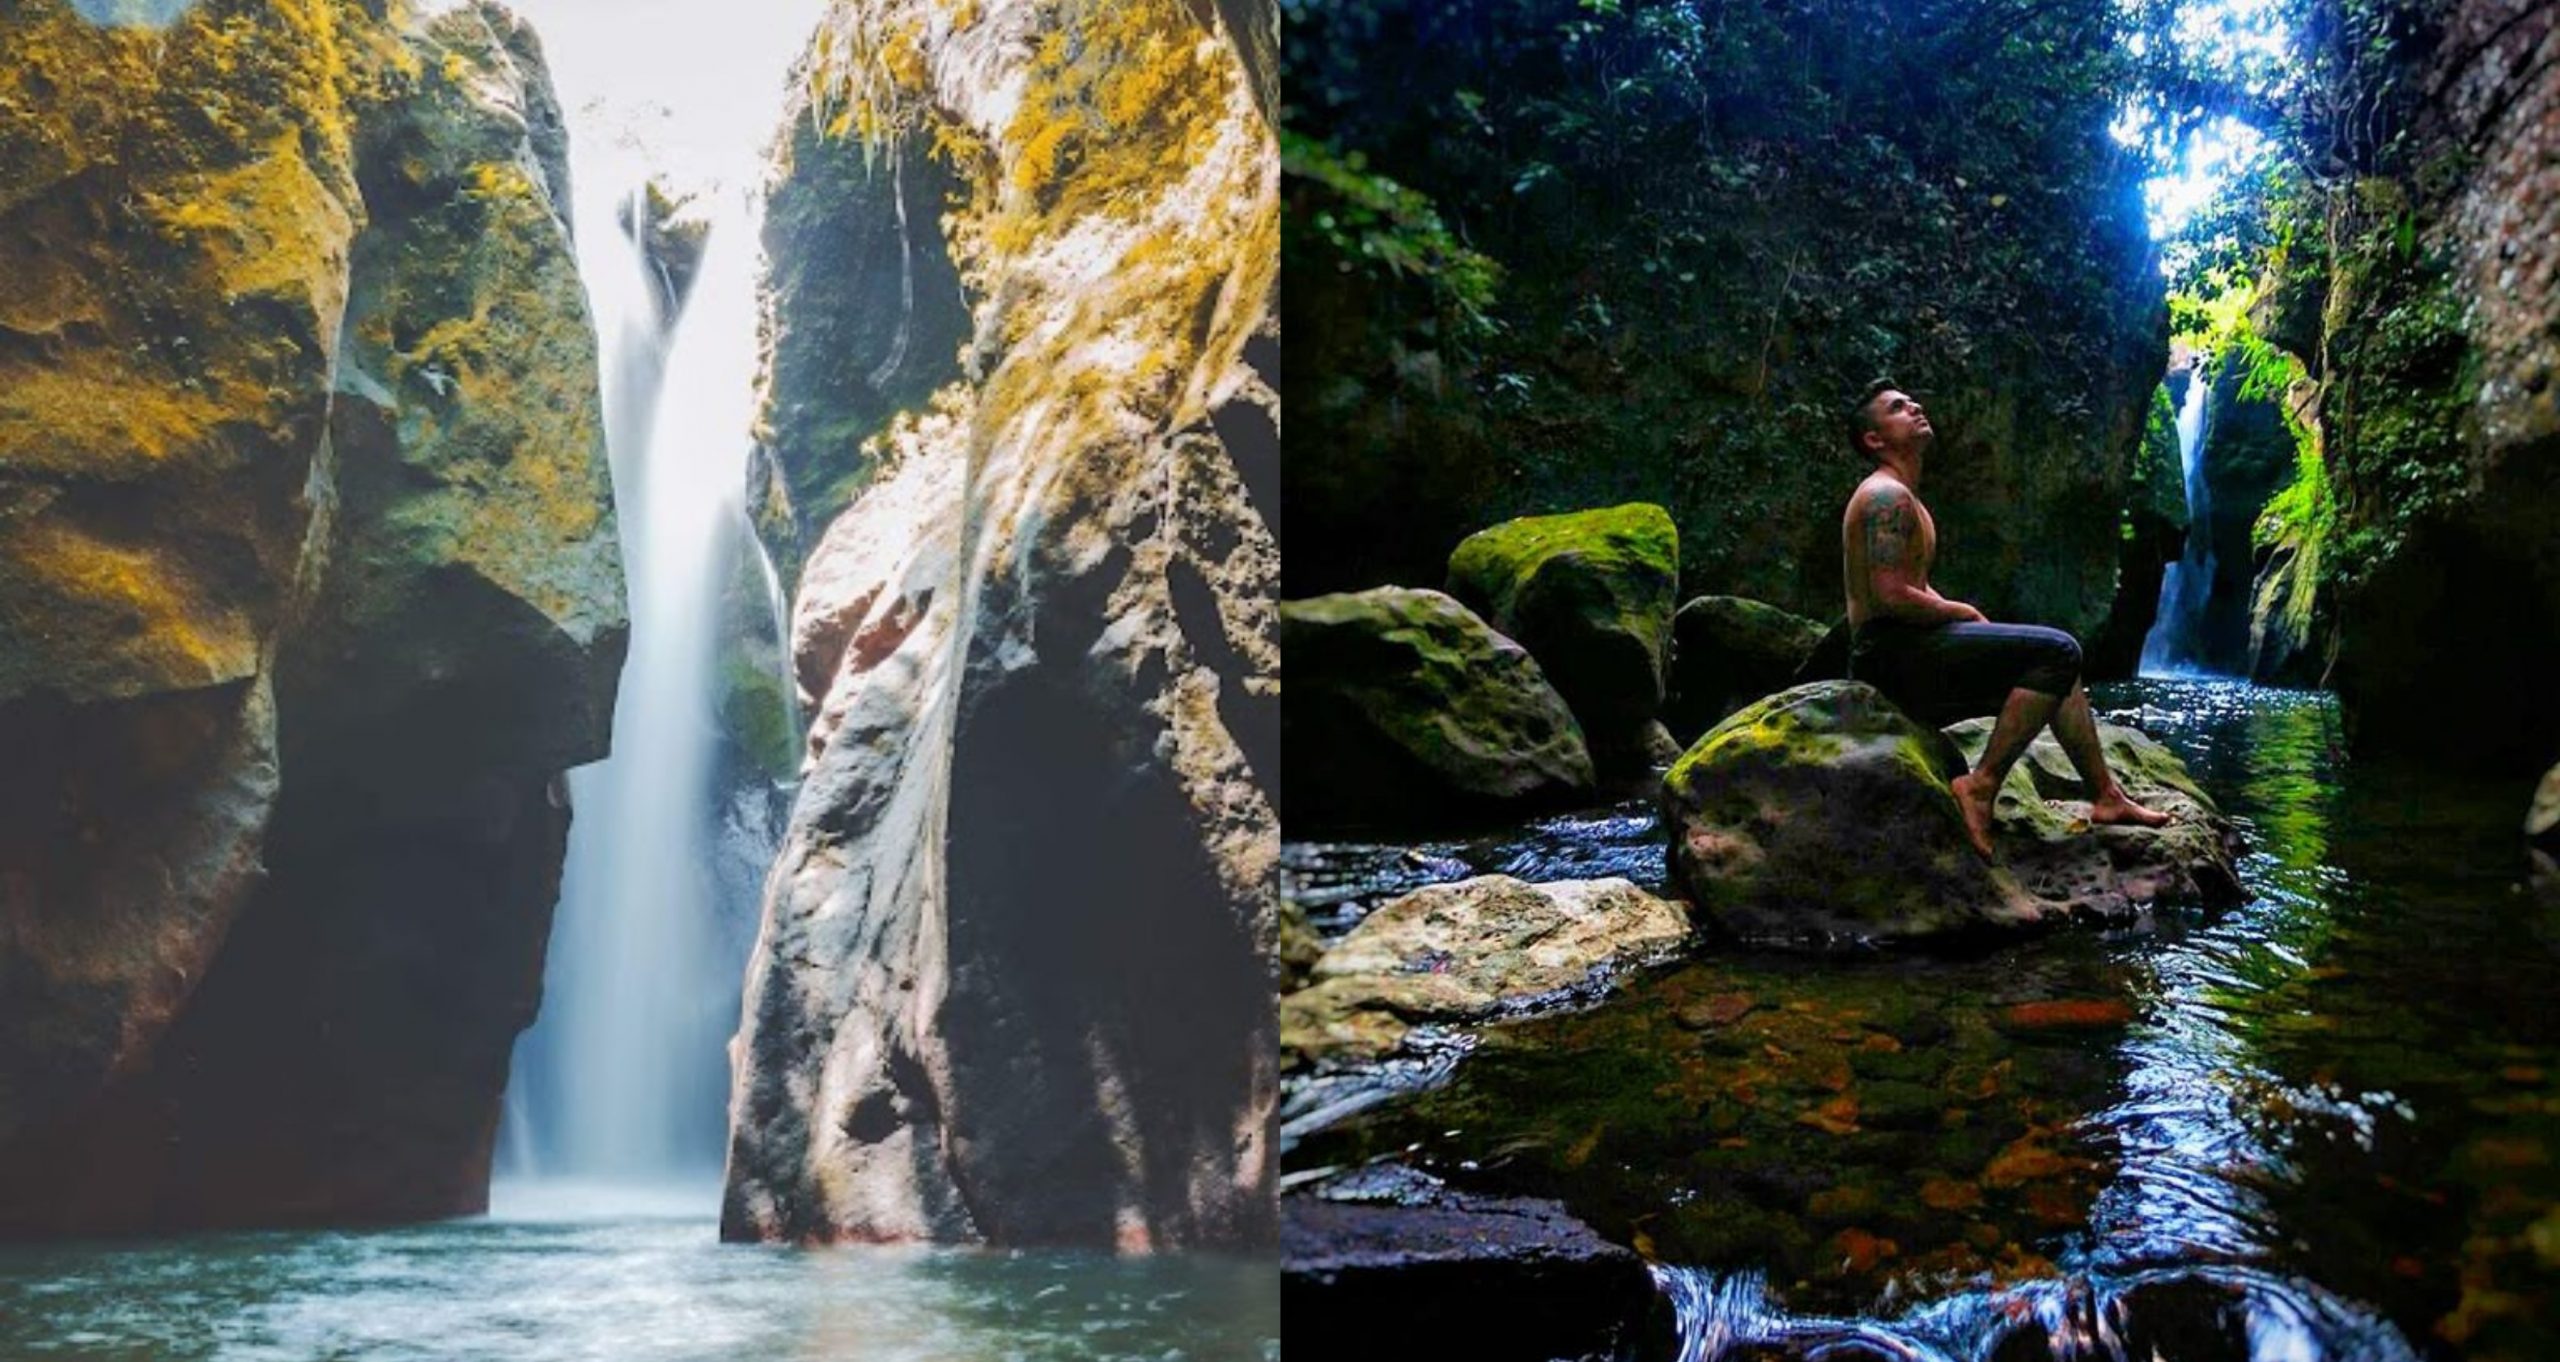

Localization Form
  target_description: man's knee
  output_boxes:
[2024,627,2081,695]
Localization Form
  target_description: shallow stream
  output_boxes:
[1287,679,2560,1359]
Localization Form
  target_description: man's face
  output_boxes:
[1864,389,1933,457]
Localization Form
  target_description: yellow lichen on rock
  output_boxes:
[9,520,259,693]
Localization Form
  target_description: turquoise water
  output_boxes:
[0,1196,1278,1361]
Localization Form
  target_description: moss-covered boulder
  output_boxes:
[1445,504,1679,776]
[1283,587,1595,832]
[1281,875,1690,1066]
[1943,719,2242,917]
[1664,595,1829,742]
[0,1,625,1235]
[1662,681,2050,943]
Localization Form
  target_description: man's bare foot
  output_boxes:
[1948,770,2000,860]
[2089,788,2172,828]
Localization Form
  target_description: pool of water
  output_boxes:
[1285,679,2560,1359]
[0,1190,1279,1361]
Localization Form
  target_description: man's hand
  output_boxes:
[1946,601,1988,624]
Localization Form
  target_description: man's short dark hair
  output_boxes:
[1847,377,1900,459]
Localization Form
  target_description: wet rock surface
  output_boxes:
[1284,1166,1663,1362]
[1282,875,1690,1067]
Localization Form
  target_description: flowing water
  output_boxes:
[1286,679,2560,1359]
[0,1209,1279,1362]
[2141,371,2218,677]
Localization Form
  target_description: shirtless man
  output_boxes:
[1840,378,2170,858]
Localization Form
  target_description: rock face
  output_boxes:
[722,0,1279,1249]
[2287,0,2560,768]
[1664,595,1829,742]
[1283,587,1595,833]
[0,2,623,1232]
[1445,504,1678,775]
[1662,682,2234,944]
[1281,875,1690,1066]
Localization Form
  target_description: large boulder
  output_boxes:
[722,0,1279,1250]
[1664,595,1828,742]
[1282,588,1595,833]
[1663,682,2048,943]
[0,2,624,1233]
[1281,875,1690,1066]
[1446,503,1679,776]
[1663,682,2236,943]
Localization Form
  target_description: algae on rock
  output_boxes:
[723,0,1281,1250]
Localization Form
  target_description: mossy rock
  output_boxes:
[1661,681,2050,943]
[1446,504,1678,776]
[1280,875,1690,1066]
[1282,587,1594,834]
[1664,595,1830,742]
[1940,718,2241,918]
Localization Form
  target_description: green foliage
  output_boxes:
[1282,0,2174,615]
[1281,127,1501,339]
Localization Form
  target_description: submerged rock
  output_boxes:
[1282,875,1690,1066]
[1284,1177,1663,1362]
[1663,682,2234,944]
[1665,594,1829,742]
[1283,587,1595,833]
[722,0,1278,1250]
[1446,503,1680,776]
[0,2,622,1233]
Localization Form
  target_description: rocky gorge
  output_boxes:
[718,0,1282,1249]
[0,0,622,1233]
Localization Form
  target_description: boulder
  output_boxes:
[1282,588,1595,833]
[722,0,1279,1250]
[1944,719,2242,917]
[1281,875,1690,1065]
[1446,503,1679,776]
[1663,681,2233,944]
[1665,595,1829,741]
[1284,1176,1663,1362]
[0,2,624,1234]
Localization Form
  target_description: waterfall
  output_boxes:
[2139,364,2216,677]
[490,0,828,1201]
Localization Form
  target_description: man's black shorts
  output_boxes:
[1848,620,2082,726]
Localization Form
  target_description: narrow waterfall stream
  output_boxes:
[2139,364,2217,678]
[491,0,826,1201]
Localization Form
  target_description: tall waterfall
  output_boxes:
[2139,364,2216,677]
[494,0,826,1198]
